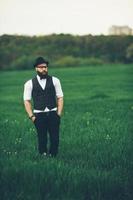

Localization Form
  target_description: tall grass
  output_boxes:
[0,64,133,200]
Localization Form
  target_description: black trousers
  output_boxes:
[34,111,60,156]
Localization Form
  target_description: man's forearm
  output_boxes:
[24,100,34,118]
[57,97,63,116]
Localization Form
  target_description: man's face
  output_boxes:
[35,63,48,75]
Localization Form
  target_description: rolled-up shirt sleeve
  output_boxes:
[53,77,63,98]
[23,80,33,101]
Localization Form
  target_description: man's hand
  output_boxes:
[31,116,36,123]
[29,115,36,122]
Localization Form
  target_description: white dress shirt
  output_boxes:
[23,75,63,113]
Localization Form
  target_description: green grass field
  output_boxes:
[0,64,133,200]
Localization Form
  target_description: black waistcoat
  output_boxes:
[32,76,56,110]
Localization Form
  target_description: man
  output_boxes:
[23,57,63,157]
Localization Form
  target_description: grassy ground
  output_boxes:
[0,64,133,200]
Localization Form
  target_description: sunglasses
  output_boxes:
[36,65,47,68]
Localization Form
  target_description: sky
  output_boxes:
[0,0,133,36]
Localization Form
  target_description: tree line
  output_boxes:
[0,34,133,70]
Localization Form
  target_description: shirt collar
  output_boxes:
[37,75,42,81]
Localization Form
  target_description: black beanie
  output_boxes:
[34,57,49,67]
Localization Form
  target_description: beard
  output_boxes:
[37,71,48,79]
